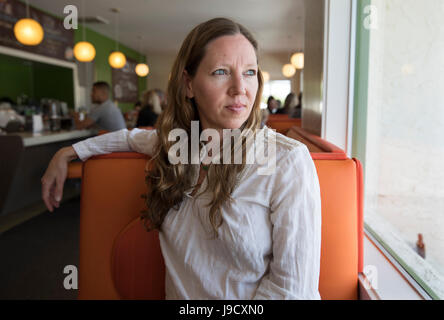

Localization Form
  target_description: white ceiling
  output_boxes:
[31,0,306,55]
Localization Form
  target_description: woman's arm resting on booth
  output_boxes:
[41,128,157,212]
[41,146,78,212]
[253,145,322,300]
[72,128,158,161]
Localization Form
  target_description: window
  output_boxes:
[262,80,291,109]
[355,0,444,299]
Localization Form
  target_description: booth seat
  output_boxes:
[266,114,301,134]
[286,125,364,300]
[73,128,364,300]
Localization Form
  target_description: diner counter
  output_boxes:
[0,129,98,230]
[3,129,98,147]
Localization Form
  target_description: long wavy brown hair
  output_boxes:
[141,17,264,236]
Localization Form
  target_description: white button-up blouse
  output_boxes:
[72,127,322,300]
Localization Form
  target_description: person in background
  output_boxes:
[74,81,126,132]
[281,92,301,118]
[134,100,143,112]
[136,90,162,127]
[154,88,168,111]
[0,97,15,105]
[266,96,279,114]
[125,101,142,128]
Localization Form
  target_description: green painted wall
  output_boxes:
[32,61,74,107]
[0,54,33,103]
[0,53,74,108]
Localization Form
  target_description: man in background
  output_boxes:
[74,81,126,132]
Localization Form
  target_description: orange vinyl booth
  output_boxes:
[67,127,154,180]
[266,114,301,134]
[68,127,364,300]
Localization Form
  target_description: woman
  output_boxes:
[41,18,322,300]
[282,92,301,118]
[136,90,163,127]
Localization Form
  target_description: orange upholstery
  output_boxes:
[316,159,359,299]
[267,114,290,119]
[77,152,150,299]
[287,126,348,160]
[77,131,363,300]
[266,116,301,134]
[287,125,364,300]
[67,127,155,180]
[67,161,83,179]
[112,218,165,299]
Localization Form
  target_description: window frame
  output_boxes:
[324,0,441,299]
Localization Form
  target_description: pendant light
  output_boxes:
[14,0,44,46]
[135,36,149,77]
[74,41,96,62]
[135,63,149,77]
[291,52,304,69]
[74,0,96,62]
[282,64,296,78]
[108,8,126,69]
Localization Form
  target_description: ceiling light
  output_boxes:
[291,52,304,69]
[109,8,126,69]
[135,63,149,77]
[74,0,96,62]
[109,51,126,69]
[282,64,296,78]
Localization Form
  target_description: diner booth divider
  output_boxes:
[265,114,301,134]
[67,126,364,300]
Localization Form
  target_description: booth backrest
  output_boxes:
[266,115,301,134]
[77,129,363,300]
[67,127,155,180]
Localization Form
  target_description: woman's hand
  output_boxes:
[41,146,78,212]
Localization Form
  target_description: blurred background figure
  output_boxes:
[154,88,168,111]
[74,81,126,132]
[136,89,162,127]
[282,92,301,118]
[267,96,279,114]
[124,100,142,128]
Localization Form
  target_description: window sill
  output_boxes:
[362,231,431,300]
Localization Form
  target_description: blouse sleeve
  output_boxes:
[72,128,158,161]
[253,144,322,300]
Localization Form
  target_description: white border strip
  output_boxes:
[321,0,330,140]
[346,0,357,158]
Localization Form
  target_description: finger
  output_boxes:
[49,184,59,210]
[55,177,64,204]
[41,178,54,212]
[44,197,53,212]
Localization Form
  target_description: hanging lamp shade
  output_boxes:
[14,18,44,46]
[135,63,149,77]
[291,52,304,69]
[262,71,270,82]
[282,64,296,78]
[109,51,126,69]
[74,41,96,62]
